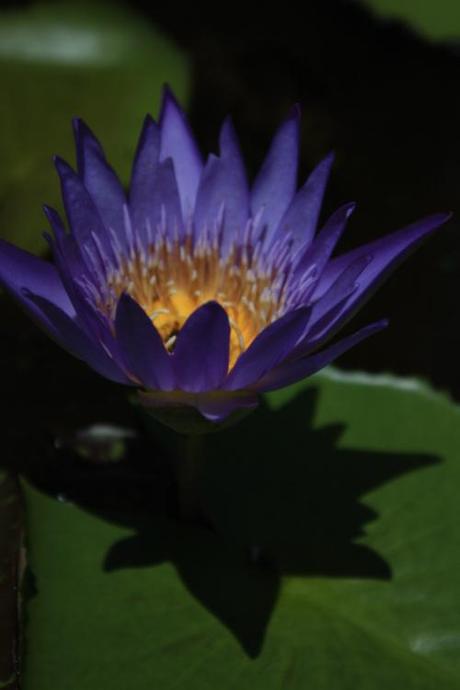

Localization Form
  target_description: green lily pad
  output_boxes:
[19,367,460,689]
[0,2,189,255]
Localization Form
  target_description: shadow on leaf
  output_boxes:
[16,386,439,659]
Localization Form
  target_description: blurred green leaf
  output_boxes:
[0,1,189,254]
[21,368,460,689]
[364,0,460,41]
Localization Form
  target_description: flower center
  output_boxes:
[103,234,286,367]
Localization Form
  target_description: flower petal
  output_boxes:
[309,212,451,337]
[24,293,131,384]
[149,158,184,240]
[0,238,74,320]
[274,152,334,251]
[289,254,375,360]
[251,106,300,241]
[193,118,249,252]
[54,156,112,252]
[129,115,161,244]
[253,320,388,392]
[172,301,230,392]
[73,118,127,241]
[44,206,122,357]
[44,206,82,274]
[224,306,311,391]
[44,205,93,306]
[305,254,372,345]
[115,293,174,390]
[287,202,356,305]
[159,86,203,215]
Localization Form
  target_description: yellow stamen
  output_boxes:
[102,236,285,369]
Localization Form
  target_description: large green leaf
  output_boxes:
[0,2,189,254]
[19,368,460,689]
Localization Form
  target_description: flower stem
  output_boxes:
[175,434,205,522]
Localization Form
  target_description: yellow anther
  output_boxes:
[102,236,285,370]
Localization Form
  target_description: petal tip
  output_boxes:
[219,116,238,152]
[42,231,52,247]
[435,210,453,225]
[159,84,183,124]
[42,204,54,219]
[201,299,230,318]
[323,150,336,167]
[142,113,156,129]
[71,116,82,135]
[115,291,137,319]
[345,201,357,218]
[289,103,302,121]
[53,155,71,174]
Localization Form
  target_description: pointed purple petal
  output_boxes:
[44,205,72,254]
[0,238,74,322]
[115,293,174,390]
[192,153,219,232]
[274,152,334,251]
[129,115,161,244]
[288,202,356,303]
[24,293,131,384]
[253,320,388,392]
[73,118,126,241]
[314,213,451,300]
[224,306,311,391]
[54,156,112,251]
[219,117,250,243]
[44,205,88,290]
[159,86,203,215]
[197,391,259,422]
[44,211,93,323]
[43,206,117,346]
[251,106,300,241]
[289,253,374,360]
[308,212,451,338]
[193,119,249,251]
[172,301,230,392]
[43,206,135,371]
[150,158,184,239]
[308,254,372,336]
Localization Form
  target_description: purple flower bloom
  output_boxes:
[0,88,449,425]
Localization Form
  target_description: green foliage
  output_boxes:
[0,2,189,254]
[364,0,460,40]
[21,369,460,689]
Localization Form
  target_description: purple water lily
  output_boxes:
[0,88,449,424]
